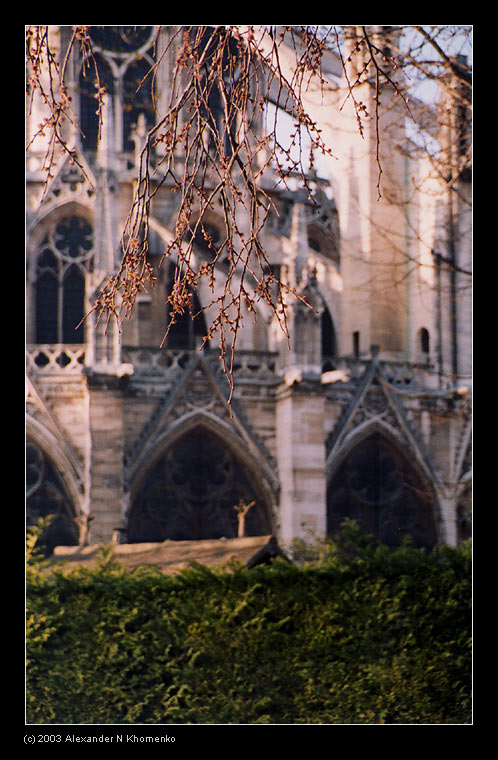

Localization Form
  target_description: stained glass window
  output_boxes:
[122,57,156,152]
[35,251,58,344]
[34,217,93,344]
[62,266,85,343]
[327,434,438,549]
[79,54,114,152]
[128,430,272,542]
[79,27,156,154]
[55,216,93,258]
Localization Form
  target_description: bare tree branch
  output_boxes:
[26,25,472,393]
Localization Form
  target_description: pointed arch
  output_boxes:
[79,27,157,155]
[27,201,94,252]
[26,409,86,518]
[126,418,275,543]
[26,435,80,554]
[327,425,439,549]
[321,304,337,371]
[418,327,430,355]
[28,208,94,345]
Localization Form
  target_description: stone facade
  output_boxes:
[26,27,472,553]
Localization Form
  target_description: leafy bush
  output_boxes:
[26,525,471,724]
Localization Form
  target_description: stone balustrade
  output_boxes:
[121,346,193,376]
[26,345,86,374]
[122,347,280,383]
[230,350,279,381]
[27,343,437,392]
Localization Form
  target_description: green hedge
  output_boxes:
[26,526,472,725]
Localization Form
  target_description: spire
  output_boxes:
[86,92,125,371]
[93,92,119,273]
[96,92,116,173]
[275,192,325,379]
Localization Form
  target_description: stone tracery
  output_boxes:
[127,427,272,543]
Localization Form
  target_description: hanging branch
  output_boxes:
[27,25,472,394]
[81,25,336,397]
[26,26,101,193]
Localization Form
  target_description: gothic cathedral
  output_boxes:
[26,27,472,554]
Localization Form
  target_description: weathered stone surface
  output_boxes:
[26,27,471,551]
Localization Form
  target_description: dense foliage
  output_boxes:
[26,525,471,725]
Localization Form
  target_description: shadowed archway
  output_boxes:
[327,432,438,549]
[26,439,79,554]
[127,427,273,542]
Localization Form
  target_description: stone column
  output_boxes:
[435,487,458,547]
[86,373,128,543]
[276,378,327,546]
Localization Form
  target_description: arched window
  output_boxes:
[79,27,156,155]
[128,429,272,542]
[196,26,241,158]
[321,306,337,372]
[35,250,59,343]
[122,56,156,152]
[79,53,114,152]
[418,327,430,357]
[327,433,438,549]
[34,216,93,344]
[26,440,79,555]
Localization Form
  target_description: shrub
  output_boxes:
[26,526,471,724]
